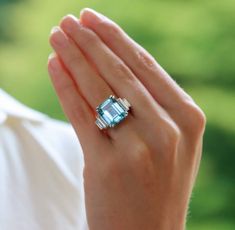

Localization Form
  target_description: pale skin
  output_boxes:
[48,8,206,230]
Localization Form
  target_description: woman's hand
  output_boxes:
[48,8,206,230]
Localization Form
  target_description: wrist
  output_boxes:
[158,200,188,230]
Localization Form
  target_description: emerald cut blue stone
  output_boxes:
[97,97,127,127]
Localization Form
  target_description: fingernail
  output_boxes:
[80,8,107,23]
[48,52,56,60]
[50,26,67,47]
[64,14,78,22]
[61,14,79,33]
[48,53,59,74]
[51,26,60,34]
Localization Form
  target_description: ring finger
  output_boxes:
[60,15,173,129]
[49,26,136,141]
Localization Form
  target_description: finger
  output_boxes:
[47,53,110,160]
[60,15,171,128]
[79,9,194,118]
[49,27,136,141]
[49,26,112,112]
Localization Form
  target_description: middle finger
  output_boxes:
[60,15,171,127]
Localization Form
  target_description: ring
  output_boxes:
[95,95,131,130]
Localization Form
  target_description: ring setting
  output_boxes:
[95,95,131,130]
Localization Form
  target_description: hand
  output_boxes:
[48,8,206,230]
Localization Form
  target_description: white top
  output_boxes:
[0,89,88,230]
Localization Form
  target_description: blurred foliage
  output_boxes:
[0,0,234,229]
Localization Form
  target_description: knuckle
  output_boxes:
[57,81,73,96]
[66,54,82,69]
[99,20,121,37]
[183,101,206,135]
[130,141,155,188]
[79,28,98,48]
[131,141,151,166]
[112,61,135,82]
[169,124,181,147]
[163,120,181,153]
[193,106,206,131]
[135,49,156,71]
[70,103,90,125]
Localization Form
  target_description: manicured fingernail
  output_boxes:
[64,14,78,22]
[50,26,67,47]
[61,14,79,33]
[80,8,107,23]
[51,26,60,34]
[48,52,56,60]
[48,53,59,74]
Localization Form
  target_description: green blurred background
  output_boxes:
[0,0,234,229]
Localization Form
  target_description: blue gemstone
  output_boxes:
[97,97,127,127]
